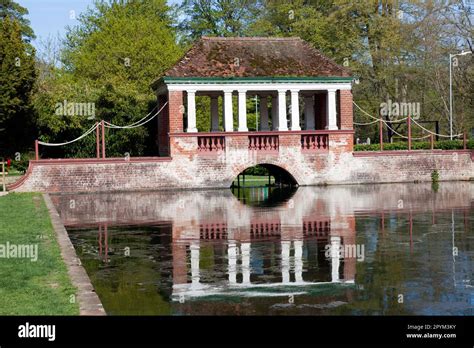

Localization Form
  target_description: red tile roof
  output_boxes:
[161,37,351,79]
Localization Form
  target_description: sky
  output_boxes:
[17,0,181,51]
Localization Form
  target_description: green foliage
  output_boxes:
[431,170,439,183]
[4,0,472,158]
[243,165,269,176]
[9,151,34,173]
[354,140,474,151]
[34,0,183,158]
[0,15,37,155]
[246,1,473,140]
[0,0,35,41]
[177,0,260,42]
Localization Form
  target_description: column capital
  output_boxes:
[237,89,247,94]
[327,88,337,93]
[186,89,197,94]
[277,89,288,94]
[223,89,234,94]
[290,89,300,93]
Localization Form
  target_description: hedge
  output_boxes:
[354,139,474,151]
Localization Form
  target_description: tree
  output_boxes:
[177,0,261,42]
[0,15,37,154]
[0,0,35,41]
[34,0,183,158]
[245,0,473,140]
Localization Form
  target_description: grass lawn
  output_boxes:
[0,193,79,315]
[233,175,274,187]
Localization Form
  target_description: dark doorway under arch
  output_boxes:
[230,164,298,207]
[259,164,298,187]
[230,164,298,189]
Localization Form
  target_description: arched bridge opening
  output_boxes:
[230,164,298,189]
[230,164,298,206]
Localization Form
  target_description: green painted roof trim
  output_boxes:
[161,76,354,84]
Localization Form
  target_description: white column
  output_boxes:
[290,89,301,131]
[186,90,197,132]
[238,90,248,132]
[223,90,234,132]
[277,90,288,131]
[330,236,341,283]
[281,240,291,284]
[210,96,219,132]
[228,242,237,284]
[259,96,269,131]
[326,89,338,130]
[190,241,200,288]
[271,95,279,130]
[294,240,303,283]
[241,242,251,284]
[304,95,315,130]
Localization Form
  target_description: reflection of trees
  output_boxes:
[231,186,297,207]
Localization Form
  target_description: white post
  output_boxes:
[255,95,259,131]
[294,240,303,283]
[448,51,473,140]
[241,242,251,284]
[281,240,291,283]
[330,236,341,283]
[277,89,288,131]
[190,241,200,288]
[259,96,269,131]
[449,54,453,140]
[238,90,248,132]
[223,90,234,132]
[304,95,315,130]
[228,242,237,284]
[271,95,279,130]
[210,96,219,132]
[290,89,301,131]
[326,89,338,130]
[186,90,198,132]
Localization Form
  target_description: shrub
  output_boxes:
[10,152,35,174]
[354,139,473,151]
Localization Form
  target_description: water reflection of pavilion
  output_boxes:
[52,182,473,305]
[170,218,356,300]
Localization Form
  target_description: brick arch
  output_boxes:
[226,160,300,187]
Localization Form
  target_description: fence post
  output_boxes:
[2,158,5,192]
[430,134,434,150]
[96,122,100,159]
[35,140,39,160]
[101,120,106,159]
[407,114,412,151]
[463,131,467,150]
[379,119,383,151]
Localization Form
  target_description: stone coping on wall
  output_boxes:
[352,149,473,157]
[170,129,355,137]
[43,193,106,316]
[33,156,172,164]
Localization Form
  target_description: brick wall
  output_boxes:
[10,134,473,193]
[168,91,184,133]
[157,94,170,156]
[339,90,353,130]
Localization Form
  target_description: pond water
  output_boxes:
[52,182,474,315]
